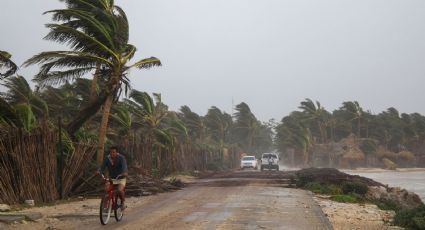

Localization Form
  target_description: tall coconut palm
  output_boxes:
[341,101,363,137]
[233,102,259,152]
[125,90,169,170]
[0,51,18,78]
[204,106,232,145]
[299,98,329,143]
[153,113,187,176]
[179,105,205,141]
[24,0,161,164]
[276,112,312,166]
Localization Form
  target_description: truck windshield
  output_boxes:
[242,156,255,161]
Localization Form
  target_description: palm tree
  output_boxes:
[0,51,18,78]
[204,106,232,145]
[341,101,363,137]
[299,98,329,143]
[125,90,169,170]
[179,105,205,141]
[153,113,188,176]
[1,75,48,119]
[233,102,259,152]
[276,112,312,166]
[24,0,161,163]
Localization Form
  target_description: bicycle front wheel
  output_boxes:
[100,195,112,225]
[114,193,124,221]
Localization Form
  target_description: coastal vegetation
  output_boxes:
[296,168,425,229]
[276,99,425,168]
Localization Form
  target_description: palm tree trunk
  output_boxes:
[66,91,109,136]
[89,64,100,103]
[96,94,114,165]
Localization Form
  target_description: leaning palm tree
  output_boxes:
[205,106,232,145]
[341,101,364,138]
[24,0,161,163]
[1,75,48,119]
[179,105,205,141]
[0,51,18,78]
[299,98,329,143]
[233,102,260,152]
[125,90,169,171]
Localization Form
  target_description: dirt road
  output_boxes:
[7,170,333,230]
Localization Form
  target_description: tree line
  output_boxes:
[276,99,425,167]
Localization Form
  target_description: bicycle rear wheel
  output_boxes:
[100,195,112,225]
[114,193,124,221]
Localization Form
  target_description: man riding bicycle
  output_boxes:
[97,146,128,209]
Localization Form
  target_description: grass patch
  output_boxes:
[341,181,368,195]
[331,194,359,203]
[303,182,342,195]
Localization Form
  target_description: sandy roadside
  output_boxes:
[314,195,403,230]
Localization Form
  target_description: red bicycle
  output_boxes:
[99,174,125,225]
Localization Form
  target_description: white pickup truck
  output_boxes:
[260,153,279,171]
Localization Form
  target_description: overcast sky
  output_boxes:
[2,0,425,122]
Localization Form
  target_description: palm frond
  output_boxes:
[43,24,117,58]
[130,57,162,69]
[129,90,154,114]
[24,51,112,67]
[35,67,94,87]
[45,9,116,49]
[0,51,18,78]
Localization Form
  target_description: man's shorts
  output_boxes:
[111,178,126,186]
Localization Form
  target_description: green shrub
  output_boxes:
[342,181,368,195]
[394,205,425,230]
[304,182,342,195]
[331,194,359,203]
[374,199,401,211]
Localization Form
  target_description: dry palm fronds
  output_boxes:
[0,127,58,204]
[61,143,96,197]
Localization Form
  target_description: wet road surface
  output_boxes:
[89,170,332,230]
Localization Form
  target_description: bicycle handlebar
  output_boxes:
[100,174,125,181]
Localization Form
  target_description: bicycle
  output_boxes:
[99,174,125,225]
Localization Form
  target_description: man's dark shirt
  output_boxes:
[99,153,128,178]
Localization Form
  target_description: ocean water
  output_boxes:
[344,169,425,202]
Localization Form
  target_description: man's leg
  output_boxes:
[118,184,126,209]
[118,184,125,202]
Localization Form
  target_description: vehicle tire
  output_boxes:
[100,194,112,225]
[114,193,124,222]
